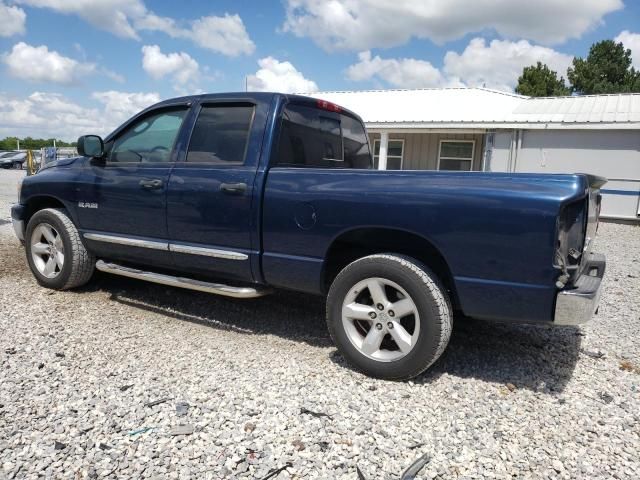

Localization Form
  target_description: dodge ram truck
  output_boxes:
[11,92,606,380]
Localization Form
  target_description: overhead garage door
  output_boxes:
[513,130,640,220]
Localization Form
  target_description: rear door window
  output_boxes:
[276,104,371,169]
[187,104,255,164]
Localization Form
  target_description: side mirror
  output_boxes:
[77,135,104,158]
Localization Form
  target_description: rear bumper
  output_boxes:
[554,252,606,325]
[10,204,25,243]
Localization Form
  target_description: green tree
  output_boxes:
[567,40,640,94]
[515,62,571,96]
[0,137,76,150]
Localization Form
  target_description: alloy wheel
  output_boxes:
[341,277,420,362]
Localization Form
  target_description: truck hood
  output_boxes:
[39,156,83,171]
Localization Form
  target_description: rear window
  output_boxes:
[275,104,371,169]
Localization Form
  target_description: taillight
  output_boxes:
[554,199,587,288]
[316,99,342,113]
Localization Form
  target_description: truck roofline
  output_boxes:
[117,92,364,138]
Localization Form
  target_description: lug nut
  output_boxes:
[369,312,377,319]
[387,322,394,329]
[388,310,395,317]
[375,323,383,330]
[376,303,384,311]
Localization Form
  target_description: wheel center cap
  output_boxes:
[378,311,390,323]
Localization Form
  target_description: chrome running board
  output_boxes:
[95,260,271,299]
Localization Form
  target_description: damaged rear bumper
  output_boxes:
[554,252,606,326]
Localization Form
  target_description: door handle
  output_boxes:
[220,182,247,194]
[139,179,163,189]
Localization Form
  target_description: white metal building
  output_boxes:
[309,88,640,221]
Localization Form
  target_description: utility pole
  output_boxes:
[17,139,20,150]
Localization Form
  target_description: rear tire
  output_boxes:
[326,254,452,380]
[25,208,95,290]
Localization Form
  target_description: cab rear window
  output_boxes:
[276,104,371,169]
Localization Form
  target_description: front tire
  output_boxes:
[25,208,95,290]
[326,254,452,380]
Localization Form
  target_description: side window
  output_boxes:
[186,104,255,164]
[109,108,187,163]
[276,104,371,169]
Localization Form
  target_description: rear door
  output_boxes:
[78,106,190,267]
[166,100,270,282]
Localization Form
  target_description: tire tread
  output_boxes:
[35,208,95,290]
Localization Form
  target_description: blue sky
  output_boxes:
[0,0,639,140]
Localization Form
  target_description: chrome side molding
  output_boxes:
[169,243,248,260]
[84,233,168,251]
[95,260,271,299]
[84,232,248,260]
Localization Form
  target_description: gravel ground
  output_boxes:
[1,169,639,479]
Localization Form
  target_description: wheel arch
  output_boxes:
[23,195,71,226]
[322,227,460,310]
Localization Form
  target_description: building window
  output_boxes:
[438,140,474,171]
[373,139,404,170]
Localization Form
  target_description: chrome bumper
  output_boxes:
[554,253,606,325]
[10,204,25,243]
[12,218,25,242]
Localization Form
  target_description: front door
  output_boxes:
[77,106,190,267]
[166,101,266,282]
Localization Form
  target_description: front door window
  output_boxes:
[109,109,187,164]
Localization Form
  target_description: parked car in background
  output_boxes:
[11,92,606,380]
[0,151,26,169]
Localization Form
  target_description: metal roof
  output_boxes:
[308,88,640,130]
[510,94,640,124]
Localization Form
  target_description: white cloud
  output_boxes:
[0,90,160,140]
[137,13,255,56]
[0,1,26,37]
[247,57,318,93]
[142,45,200,93]
[91,90,160,125]
[615,30,640,69]
[443,38,573,92]
[283,0,623,51]
[16,0,254,56]
[101,68,125,83]
[346,51,448,88]
[16,0,145,39]
[187,14,255,56]
[345,39,572,92]
[2,42,95,84]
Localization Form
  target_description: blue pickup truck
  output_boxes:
[11,92,606,379]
